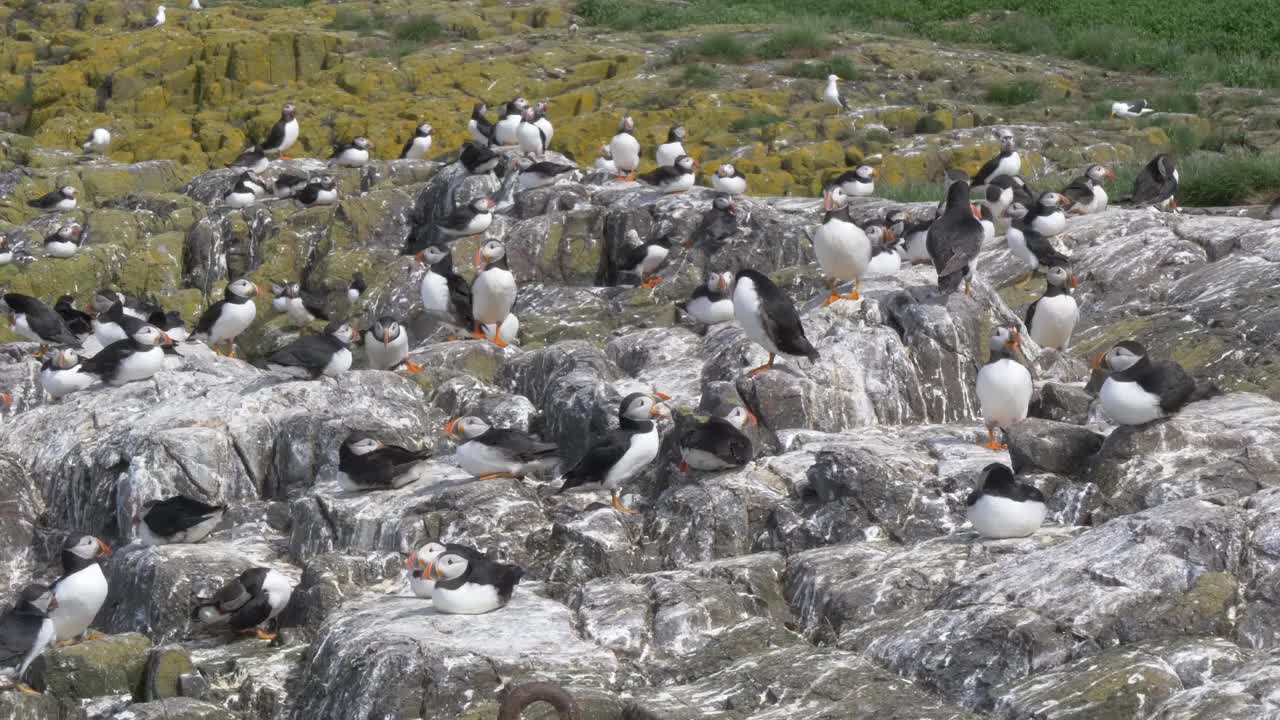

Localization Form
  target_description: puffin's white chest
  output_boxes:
[225,190,256,208]
[841,178,874,197]
[405,136,432,160]
[712,174,747,196]
[976,358,1032,427]
[610,134,640,172]
[112,346,165,385]
[472,268,517,324]
[867,250,901,275]
[286,298,314,325]
[334,148,369,167]
[365,331,409,370]
[14,315,41,343]
[45,241,78,258]
[638,245,668,276]
[655,141,685,168]
[1031,212,1066,237]
[468,120,489,146]
[993,152,1020,180]
[433,581,503,614]
[51,564,108,641]
[1005,227,1038,268]
[323,347,353,377]
[733,282,776,354]
[517,122,544,155]
[306,187,338,206]
[658,172,694,194]
[1089,184,1109,213]
[680,445,735,471]
[1028,294,1078,350]
[209,300,257,342]
[813,218,871,280]
[685,296,734,325]
[280,119,299,152]
[494,115,521,145]
[603,427,659,488]
[420,271,451,313]
[55,198,77,211]
[1100,378,1163,425]
[41,366,95,399]
[967,494,1046,539]
[456,440,521,476]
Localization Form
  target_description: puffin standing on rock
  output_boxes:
[1091,341,1211,425]
[712,164,747,195]
[50,535,110,643]
[1024,192,1069,236]
[430,553,524,615]
[976,326,1032,451]
[134,496,226,546]
[27,186,77,213]
[676,271,734,326]
[966,463,1046,539]
[620,235,671,289]
[516,108,548,158]
[4,293,82,353]
[655,124,687,168]
[1061,164,1113,215]
[1126,153,1179,210]
[259,103,299,159]
[406,542,483,598]
[471,240,517,347]
[439,197,496,240]
[363,316,423,372]
[678,405,755,472]
[460,143,501,175]
[927,176,984,296]
[191,277,258,357]
[0,584,57,692]
[43,223,84,258]
[297,176,338,207]
[972,130,1020,188]
[814,185,872,305]
[558,392,666,514]
[608,116,641,181]
[732,269,820,376]
[40,349,95,399]
[330,137,373,167]
[493,98,528,146]
[195,567,292,640]
[336,433,433,492]
[638,155,696,194]
[832,164,876,198]
[265,321,358,379]
[417,244,473,334]
[1025,266,1079,351]
[443,416,559,479]
[468,103,494,147]
[399,123,433,160]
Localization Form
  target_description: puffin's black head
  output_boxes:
[715,163,737,180]
[1086,164,1114,184]
[979,463,1016,490]
[1045,265,1077,290]
[429,553,471,581]
[370,316,401,345]
[472,102,487,118]
[1038,191,1066,210]
[855,164,876,180]
[227,277,258,300]
[713,193,736,214]
[325,321,357,345]
[617,115,635,134]
[281,103,296,120]
[343,433,384,455]
[1006,202,1029,220]
[673,155,696,173]
[443,415,490,441]
[417,244,450,267]
[63,533,110,560]
[1093,340,1148,373]
[521,107,537,122]
[349,272,366,292]
[416,122,433,137]
[17,583,56,613]
[51,348,81,370]
[619,392,662,421]
[352,137,372,151]
[667,124,686,143]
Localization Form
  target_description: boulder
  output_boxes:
[32,632,152,699]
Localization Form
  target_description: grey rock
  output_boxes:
[112,697,238,720]
[1030,382,1093,424]
[1006,417,1104,474]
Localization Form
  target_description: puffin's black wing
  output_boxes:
[1060,177,1094,208]
[26,191,60,209]
[466,558,524,603]
[559,431,631,491]
[398,137,416,159]
[621,243,651,273]
[1024,297,1040,332]
[194,299,229,335]
[758,284,819,360]
[1024,230,1070,267]
[440,204,476,231]
[1142,361,1196,413]
[267,335,341,374]
[343,444,432,487]
[636,166,679,187]
[972,155,1002,187]
[144,496,225,537]
[446,273,474,326]
[56,306,94,336]
[525,161,575,177]
[226,592,272,631]
[299,289,330,320]
[329,142,353,160]
[79,339,137,377]
[1130,155,1177,206]
[476,428,558,461]
[0,607,43,667]
[6,294,81,346]
[686,418,752,466]
[262,119,287,152]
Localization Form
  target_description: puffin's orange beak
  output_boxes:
[1090,351,1107,370]
[1057,195,1070,207]
[415,250,426,265]
[443,417,460,437]
[970,203,982,219]
[1008,332,1022,354]
[0,392,10,408]
[473,248,485,269]
[654,391,672,401]
[97,539,111,557]
[405,551,416,570]
[1069,274,1079,288]
[884,228,895,243]
[744,409,758,426]
[823,190,833,212]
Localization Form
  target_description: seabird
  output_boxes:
[619,234,671,288]
[1025,266,1079,352]
[1091,341,1204,425]
[330,137,372,167]
[823,74,848,110]
[223,175,259,208]
[296,176,338,207]
[677,405,755,472]
[1061,164,1114,215]
[687,194,737,251]
[260,103,299,158]
[81,324,172,385]
[191,277,258,356]
[676,271,734,326]
[533,100,554,144]
[493,98,528,146]
[926,176,984,295]
[134,496,226,546]
[50,535,110,643]
[399,123,434,160]
[515,157,577,191]
[41,223,83,258]
[54,296,93,336]
[814,185,872,304]
[406,542,483,598]
[194,567,292,640]
[146,5,165,27]
[1126,153,1179,210]
[558,392,664,514]
[712,163,747,195]
[417,244,473,333]
[594,144,616,174]
[430,553,524,615]
[1111,99,1155,120]
[637,154,696,194]
[81,128,111,154]
[470,240,517,347]
[865,223,901,275]
[4,293,82,352]
[270,282,290,313]
[346,272,366,303]
[468,103,495,147]
[966,463,1046,539]
[655,124,687,168]
[0,584,57,692]
[460,143,501,175]
[990,173,1036,208]
[149,309,188,343]
[608,115,640,181]
[265,320,358,379]
[272,172,308,198]
[899,210,935,265]
[39,349,93,400]
[283,282,329,326]
[438,197,495,240]
[732,269,820,376]
[0,235,12,265]
[979,181,1015,220]
[976,326,1032,451]
[832,164,876,197]
[189,0,201,9]
[443,416,559,479]
[27,186,77,212]
[336,433,433,491]
[1024,191,1068,236]
[516,107,547,158]
[363,316,422,372]
[230,146,270,173]
[972,130,1020,188]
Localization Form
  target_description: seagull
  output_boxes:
[1110,99,1155,120]
[146,5,166,27]
[81,128,111,155]
[824,74,848,111]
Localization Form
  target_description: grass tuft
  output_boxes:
[729,113,786,133]
[783,57,867,81]
[679,64,719,89]
[392,15,444,43]
[756,25,831,59]
[983,80,1041,106]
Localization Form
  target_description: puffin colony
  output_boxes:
[0,22,1243,713]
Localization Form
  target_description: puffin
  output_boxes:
[1007,204,1070,272]
[620,234,671,288]
[417,244,473,332]
[50,534,110,643]
[272,173,308,199]
[814,185,872,304]
[149,309,188,344]
[0,584,57,691]
[865,224,901,275]
[194,567,292,640]
[4,293,82,351]
[1025,265,1079,351]
[439,197,495,240]
[27,186,77,212]
[283,282,329,326]
[223,175,259,208]
[1126,153,1179,210]
[399,123,434,160]
[823,74,848,110]
[677,405,755,472]
[482,314,520,346]
[0,235,12,265]
[926,176,984,295]
[965,463,1046,539]
[471,240,517,347]
[515,157,577,191]
[231,146,270,174]
[330,137,373,167]
[146,5,165,27]
[655,124,687,168]
[460,143,501,175]
[237,170,268,197]
[493,98,528,146]
[265,320,357,379]
[608,115,641,181]
[980,182,1015,220]
[832,164,876,197]
[363,316,423,372]
[468,103,494,147]
[1061,164,1114,215]
[733,269,820,376]
[134,496,226,546]
[676,271,734,326]
[637,155,696,194]
[533,101,554,145]
[976,326,1032,451]
[188,0,200,10]
[40,349,95,399]
[972,130,1020,188]
[336,433,433,492]
[558,392,664,514]
[1091,341,1200,425]
[346,272,367,303]
[1024,191,1068,236]
[1111,99,1155,120]
[990,173,1036,208]
[712,163,747,195]
[94,288,153,320]
[899,211,936,265]
[443,416,559,479]
[92,296,136,346]
[81,128,111,154]
[81,324,172,385]
[406,542,484,598]
[54,296,93,336]
[516,107,548,158]
[594,144,617,174]
[430,553,524,615]
[687,194,738,251]
[296,176,338,207]
[191,277,259,356]
[260,103,299,158]
[270,282,290,314]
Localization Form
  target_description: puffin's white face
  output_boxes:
[725,406,757,429]
[708,271,732,293]
[353,137,371,150]
[346,437,383,455]
[134,325,171,347]
[66,534,108,560]
[431,553,470,581]
[1039,192,1063,209]
[716,164,735,178]
[1007,202,1029,220]
[621,394,659,421]
[418,123,433,135]
[1045,266,1076,289]
[419,245,449,265]
[1103,345,1143,372]
[228,278,258,299]
[989,326,1020,354]
[52,348,80,369]
[478,240,505,264]
[856,165,875,180]
[445,415,490,440]
[675,155,695,173]
[824,185,847,211]
[407,541,448,575]
[62,186,77,197]
[330,323,355,344]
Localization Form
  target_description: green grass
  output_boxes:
[679,64,720,88]
[756,25,831,59]
[243,0,314,7]
[875,181,942,203]
[729,113,787,133]
[983,80,1041,106]
[783,56,868,81]
[329,7,378,32]
[392,15,444,43]
[678,32,752,64]
[1176,153,1280,206]
[576,0,1280,89]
